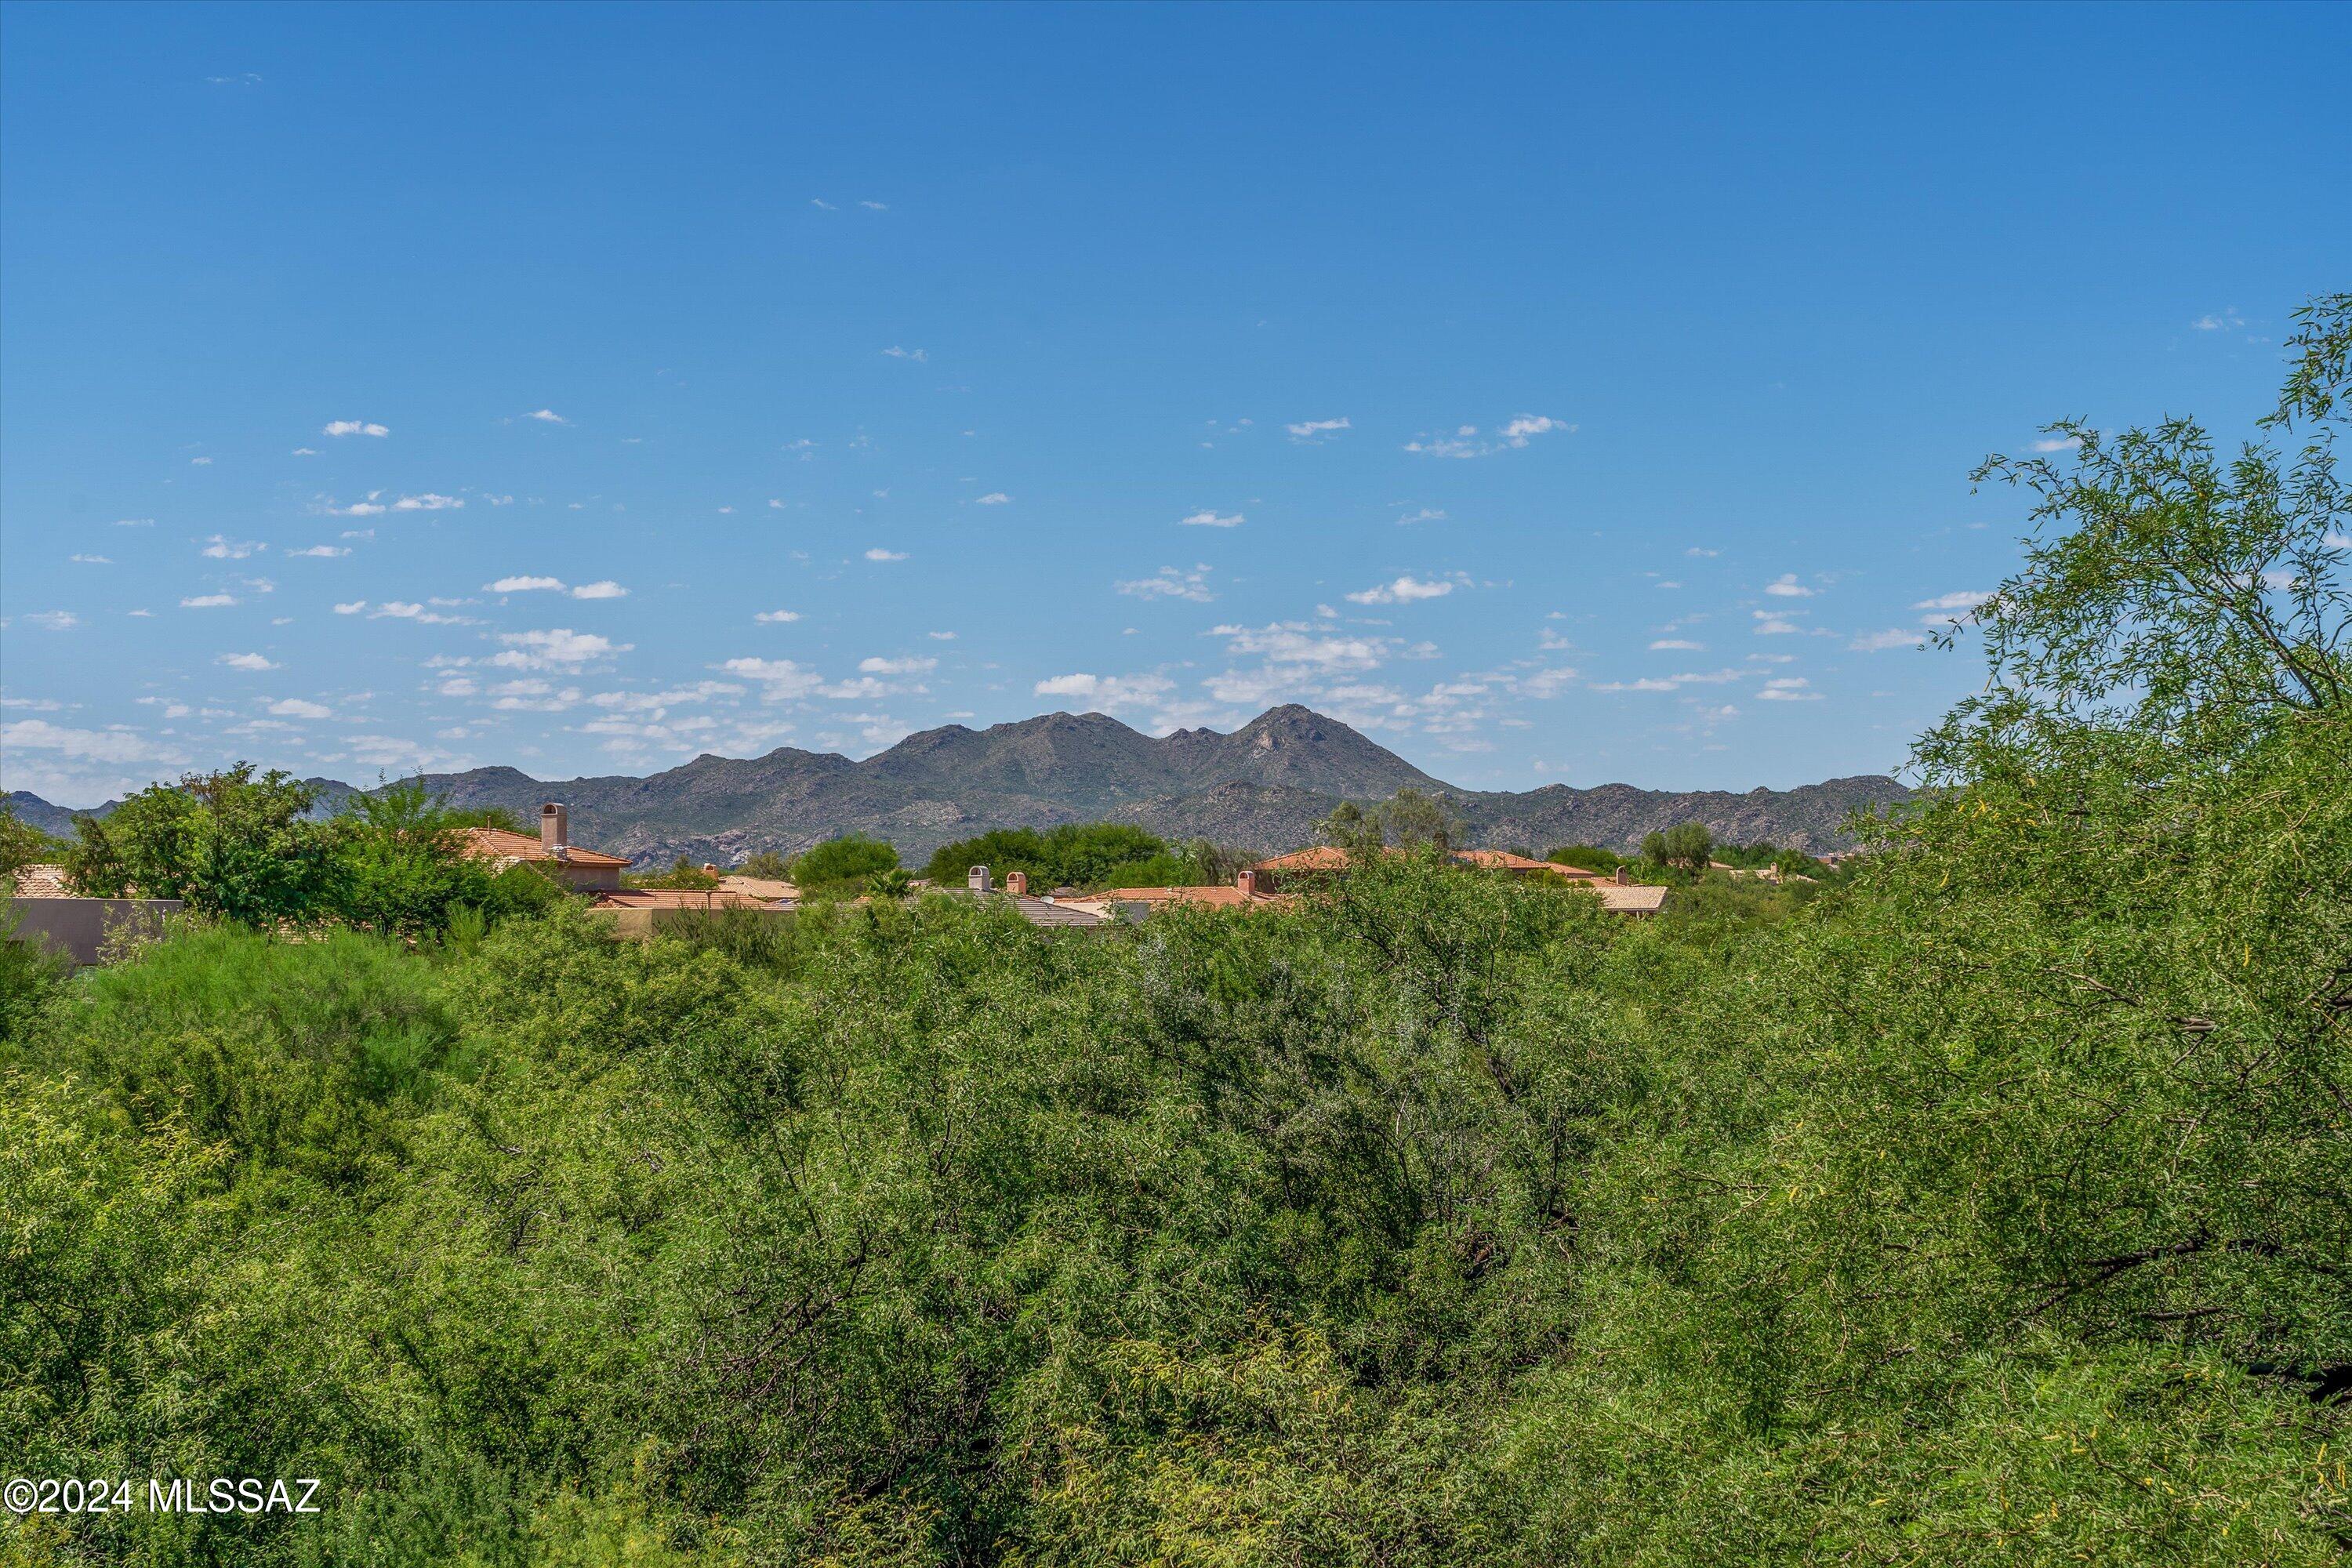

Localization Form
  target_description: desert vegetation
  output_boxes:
[1,296,2347,1564]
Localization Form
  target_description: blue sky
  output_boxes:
[3,2,2343,807]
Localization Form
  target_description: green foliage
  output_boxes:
[444,804,526,833]
[735,850,793,880]
[67,764,336,921]
[791,833,900,891]
[0,802,68,880]
[918,822,1185,891]
[866,867,914,899]
[1545,843,1622,873]
[1319,788,1462,855]
[1639,819,1714,877]
[333,779,503,936]
[632,855,722,890]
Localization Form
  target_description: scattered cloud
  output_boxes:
[2191,308,2245,332]
[1849,628,1924,652]
[1686,546,1720,557]
[1405,415,1572,458]
[2031,436,2082,453]
[1763,573,1815,597]
[286,545,350,558]
[1033,672,1175,710]
[202,535,264,560]
[69,554,111,565]
[1648,638,1704,651]
[1396,508,1446,525]
[323,419,389,437]
[524,408,568,424]
[488,575,567,593]
[974,492,1011,505]
[570,580,628,600]
[720,657,825,700]
[180,593,237,609]
[864,548,907,561]
[369,601,470,624]
[216,652,277,671]
[114,518,154,528]
[882,346,927,362]
[24,611,79,631]
[810,198,838,211]
[1286,417,1350,443]
[268,699,332,720]
[494,628,630,669]
[393,492,462,511]
[754,608,802,624]
[1179,509,1243,529]
[1757,677,1820,702]
[858,655,937,676]
[1346,573,1461,605]
[1752,616,1802,635]
[1116,564,1214,603]
[333,601,367,615]
[859,199,888,211]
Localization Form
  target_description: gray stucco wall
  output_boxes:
[4,897,186,965]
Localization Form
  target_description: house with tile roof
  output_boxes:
[456,804,630,891]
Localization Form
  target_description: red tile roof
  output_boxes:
[589,887,785,912]
[457,826,632,869]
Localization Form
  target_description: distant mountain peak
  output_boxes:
[5,705,1910,867]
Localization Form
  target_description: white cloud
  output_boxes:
[292,447,318,456]
[858,655,938,676]
[71,554,111,564]
[1346,574,1460,605]
[325,499,387,517]
[494,628,628,668]
[24,611,79,631]
[181,593,237,609]
[1033,672,1175,710]
[268,698,332,719]
[1396,508,1446,525]
[1179,509,1243,529]
[1405,415,1573,458]
[333,600,367,615]
[2031,436,2082,453]
[1757,677,1820,702]
[370,601,469,624]
[720,657,825,699]
[393,492,463,511]
[974,492,1011,506]
[1915,590,1994,625]
[864,548,907,561]
[1286,417,1350,442]
[810,198,837,211]
[859,199,888,210]
[1850,628,1924,652]
[524,408,568,424]
[216,652,277,671]
[287,545,349,558]
[1,718,183,768]
[1763,573,1815,597]
[323,419,389,437]
[1116,564,1214,602]
[928,630,956,641]
[1649,638,1704,651]
[755,608,802,623]
[881,347,927,361]
[115,518,154,528]
[488,575,566,593]
[570,580,627,600]
[202,535,264,560]
[2191,309,2245,332]
[1685,546,1720,557]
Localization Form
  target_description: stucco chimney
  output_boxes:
[1236,868,1261,898]
[1005,870,1029,896]
[701,862,720,877]
[967,864,993,894]
[1614,865,1631,885]
[541,803,569,855]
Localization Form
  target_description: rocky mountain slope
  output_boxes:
[8,705,1910,866]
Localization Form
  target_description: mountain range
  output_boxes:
[7,705,1911,866]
